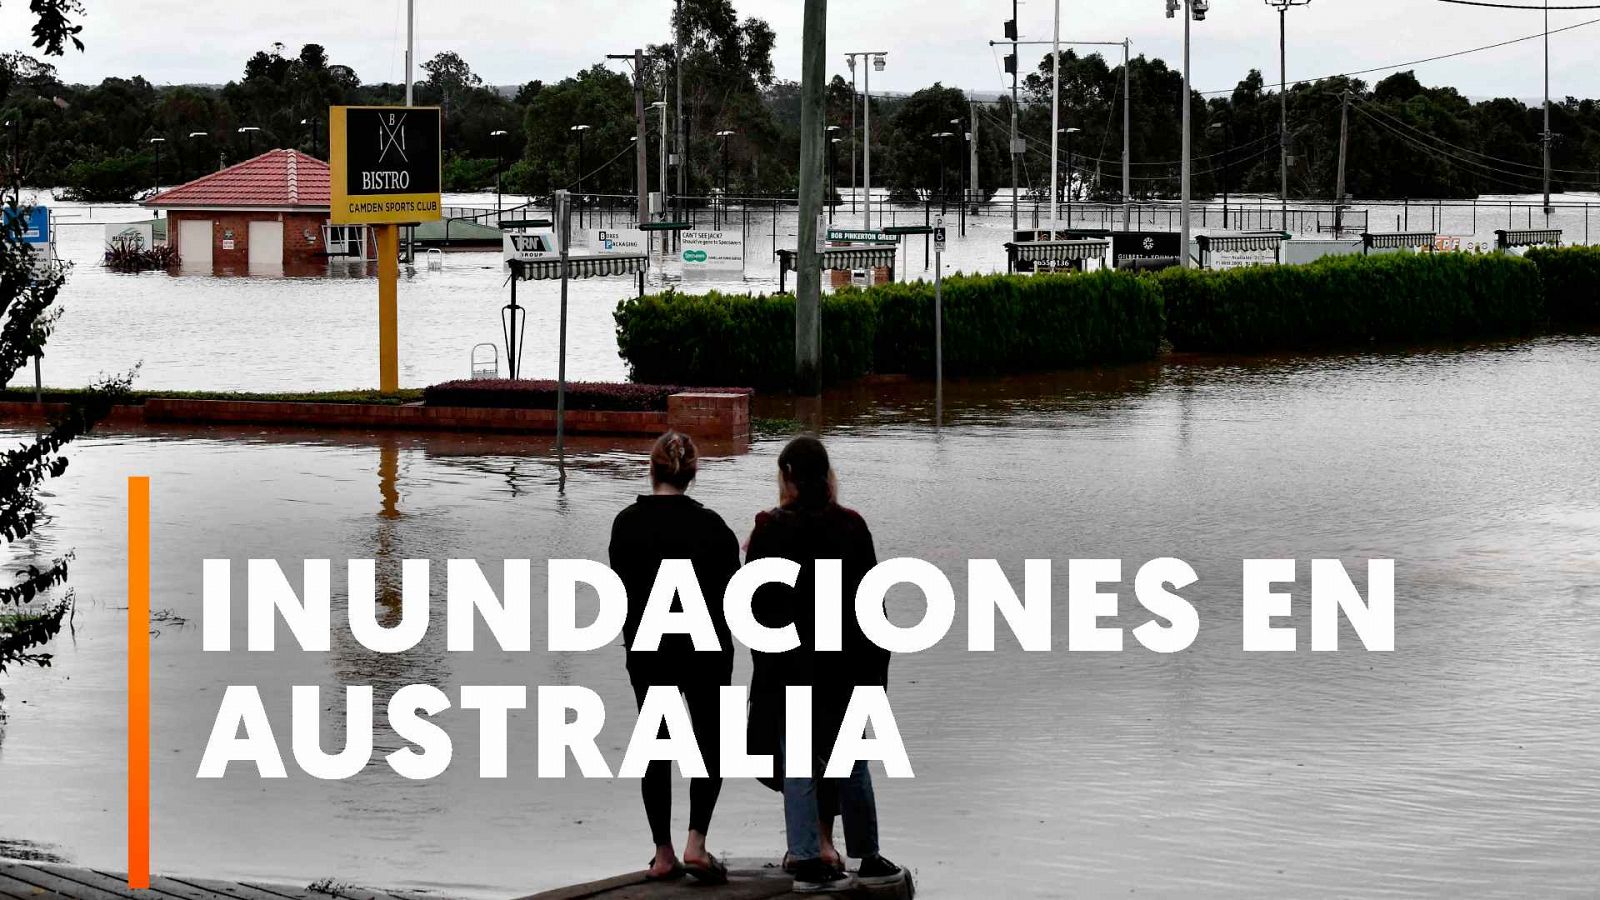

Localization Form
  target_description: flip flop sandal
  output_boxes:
[645,859,686,882]
[684,853,730,886]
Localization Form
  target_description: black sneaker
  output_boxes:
[856,854,907,887]
[791,858,854,894]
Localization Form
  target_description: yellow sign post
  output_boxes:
[329,106,443,394]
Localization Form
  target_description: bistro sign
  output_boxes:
[329,106,443,225]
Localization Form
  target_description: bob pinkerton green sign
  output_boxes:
[329,106,443,225]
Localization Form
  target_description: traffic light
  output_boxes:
[1004,18,1018,40]
[1004,54,1017,75]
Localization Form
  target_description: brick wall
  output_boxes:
[167,210,330,268]
[666,392,751,441]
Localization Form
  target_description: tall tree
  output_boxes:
[0,0,121,679]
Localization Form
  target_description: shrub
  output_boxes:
[59,153,152,203]
[423,379,752,412]
[614,290,877,390]
[867,270,1165,376]
[1525,245,1600,326]
[1160,252,1547,353]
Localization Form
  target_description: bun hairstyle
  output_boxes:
[778,434,836,509]
[650,431,699,491]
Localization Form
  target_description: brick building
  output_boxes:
[144,150,360,274]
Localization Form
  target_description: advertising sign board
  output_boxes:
[330,106,443,226]
[681,230,745,273]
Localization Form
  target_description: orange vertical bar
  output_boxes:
[127,476,151,890]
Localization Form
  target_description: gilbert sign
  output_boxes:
[329,106,443,225]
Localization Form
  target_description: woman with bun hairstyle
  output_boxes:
[608,431,739,884]
[745,435,905,894]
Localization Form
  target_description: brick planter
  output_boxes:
[0,392,750,441]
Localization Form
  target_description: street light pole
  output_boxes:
[1061,126,1081,226]
[844,51,888,229]
[404,0,415,107]
[149,137,165,204]
[237,126,261,158]
[491,130,509,220]
[1265,0,1310,232]
[716,130,735,230]
[934,132,952,216]
[570,124,591,229]
[849,57,858,216]
[829,136,842,224]
[1168,0,1207,268]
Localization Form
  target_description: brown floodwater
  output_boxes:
[2,334,1599,897]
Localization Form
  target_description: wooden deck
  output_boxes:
[0,862,441,900]
[514,859,914,900]
[0,860,913,900]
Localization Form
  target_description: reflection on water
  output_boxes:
[2,338,1600,898]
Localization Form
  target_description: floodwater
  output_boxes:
[2,335,1599,898]
[23,190,1599,394]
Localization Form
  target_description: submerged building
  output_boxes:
[144,150,367,273]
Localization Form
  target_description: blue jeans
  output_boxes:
[779,739,881,862]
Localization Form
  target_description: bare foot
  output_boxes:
[649,845,680,879]
[820,841,843,870]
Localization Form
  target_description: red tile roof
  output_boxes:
[145,149,330,210]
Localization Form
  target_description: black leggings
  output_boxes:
[631,680,723,846]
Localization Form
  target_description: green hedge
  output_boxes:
[1160,252,1547,353]
[1525,245,1600,326]
[614,290,876,390]
[614,272,1164,388]
[868,271,1164,375]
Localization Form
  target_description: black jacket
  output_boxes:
[608,493,740,686]
[745,503,890,782]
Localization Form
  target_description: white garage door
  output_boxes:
[248,220,283,269]
[179,219,212,269]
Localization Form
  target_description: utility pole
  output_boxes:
[1008,5,1020,234]
[1543,0,1552,217]
[1335,89,1350,235]
[404,0,415,107]
[797,0,828,395]
[1050,0,1062,225]
[612,50,650,228]
[1266,0,1311,232]
[674,0,687,229]
[970,97,980,232]
[1123,39,1132,229]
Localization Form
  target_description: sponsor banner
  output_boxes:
[1110,231,1181,270]
[106,222,156,251]
[589,229,647,255]
[681,230,745,273]
[503,232,562,269]
[330,106,443,226]
[4,206,49,244]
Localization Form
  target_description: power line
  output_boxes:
[1435,0,1600,9]
[1196,15,1600,96]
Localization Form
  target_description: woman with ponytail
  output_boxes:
[745,435,905,894]
[608,431,738,884]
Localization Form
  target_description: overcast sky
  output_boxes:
[2,1,1595,102]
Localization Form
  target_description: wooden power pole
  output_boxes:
[796,0,827,394]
